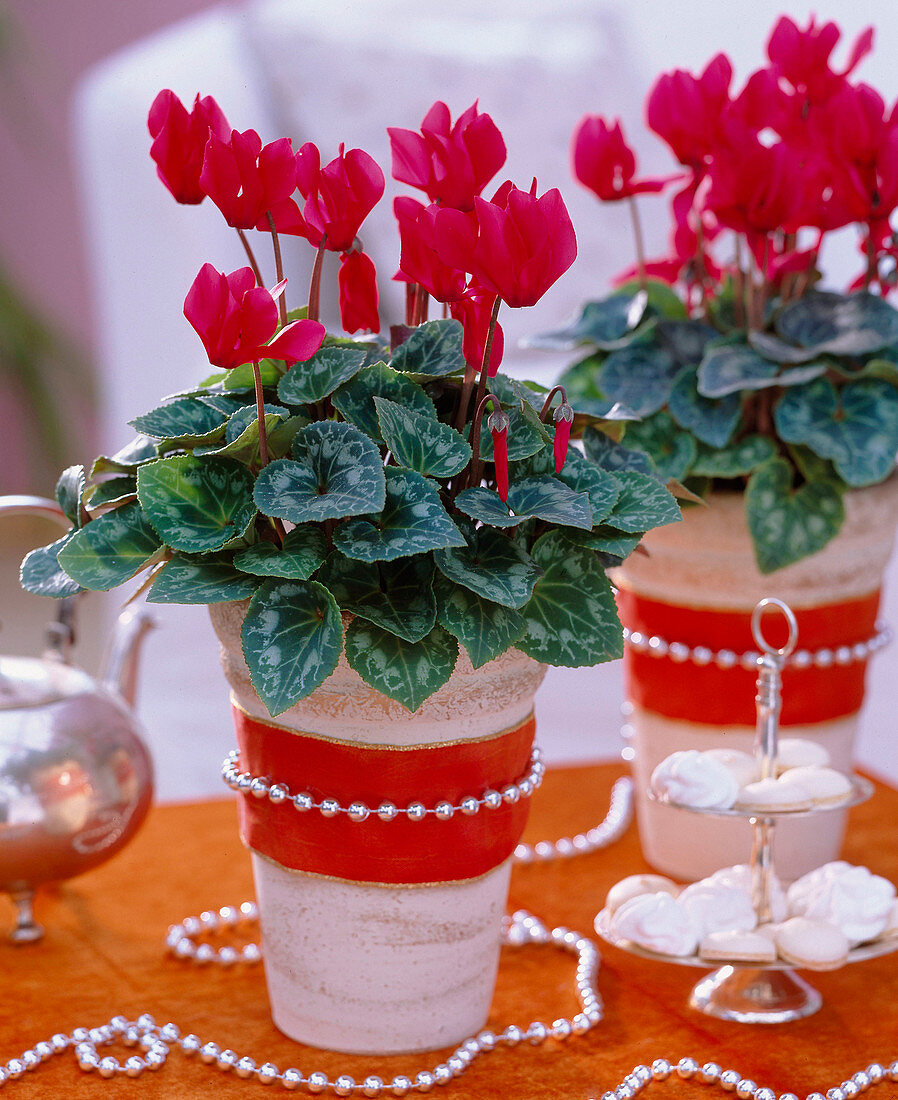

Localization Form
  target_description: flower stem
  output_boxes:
[627,195,647,292]
[252,360,271,468]
[466,391,500,491]
[865,224,878,291]
[266,212,287,326]
[472,295,502,425]
[539,385,569,422]
[308,237,328,323]
[237,229,264,287]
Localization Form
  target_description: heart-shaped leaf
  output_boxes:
[563,526,643,558]
[254,421,386,523]
[137,455,256,553]
[130,397,228,442]
[775,290,898,356]
[335,467,465,562]
[745,458,845,573]
[278,346,367,405]
[582,427,657,476]
[233,526,327,580]
[435,575,525,668]
[222,359,283,392]
[774,378,898,486]
[241,579,343,715]
[344,621,458,711]
[374,397,471,477]
[668,367,741,447]
[56,466,85,527]
[57,502,162,590]
[20,532,82,598]
[147,557,260,603]
[658,320,719,365]
[691,434,777,478]
[434,528,541,609]
[225,403,289,442]
[390,318,466,376]
[317,552,436,643]
[332,361,437,441]
[605,471,682,533]
[518,530,623,666]
[597,341,680,416]
[698,341,827,397]
[196,410,304,464]
[512,444,621,524]
[196,393,248,416]
[90,436,158,477]
[524,292,649,350]
[85,476,137,510]
[507,477,593,530]
[621,412,698,482]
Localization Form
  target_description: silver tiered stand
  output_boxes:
[595,597,893,1024]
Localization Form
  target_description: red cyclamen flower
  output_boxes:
[553,403,574,474]
[199,129,297,229]
[338,251,380,334]
[393,197,467,303]
[148,90,230,204]
[270,143,384,252]
[647,53,733,169]
[767,16,874,104]
[388,100,507,211]
[434,180,577,308]
[184,264,325,370]
[487,407,511,502]
[449,290,505,376]
[572,116,673,202]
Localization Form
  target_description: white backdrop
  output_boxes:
[73,0,898,799]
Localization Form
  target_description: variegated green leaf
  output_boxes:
[130,397,228,442]
[668,367,741,448]
[335,467,465,562]
[698,342,826,397]
[390,318,466,376]
[774,290,898,356]
[582,427,657,476]
[691,435,777,478]
[434,528,541,609]
[233,526,327,580]
[253,421,386,523]
[57,502,161,590]
[90,436,158,477]
[374,397,471,477]
[525,292,649,351]
[344,621,458,711]
[56,465,85,527]
[317,553,436,643]
[85,476,137,509]
[20,532,82,598]
[241,579,343,715]
[619,411,697,482]
[597,341,680,416]
[147,557,260,604]
[278,346,367,405]
[332,361,437,441]
[605,471,682,533]
[137,455,256,553]
[518,531,622,666]
[435,574,525,668]
[745,458,845,573]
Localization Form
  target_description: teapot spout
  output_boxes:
[100,607,155,708]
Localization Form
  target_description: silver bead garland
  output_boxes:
[623,622,892,670]
[220,746,546,821]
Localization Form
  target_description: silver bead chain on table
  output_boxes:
[623,622,892,670]
[221,742,636,864]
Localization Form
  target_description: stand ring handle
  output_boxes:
[751,597,798,660]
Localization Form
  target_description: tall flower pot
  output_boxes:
[612,477,897,884]
[209,601,546,1055]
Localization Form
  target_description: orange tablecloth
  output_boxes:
[1,762,897,1098]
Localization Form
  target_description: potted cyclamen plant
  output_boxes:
[21,92,679,1055]
[545,15,898,882]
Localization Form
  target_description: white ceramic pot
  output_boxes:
[209,601,546,1054]
[612,477,898,883]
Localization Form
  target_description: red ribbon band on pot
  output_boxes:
[232,706,536,885]
[616,588,881,727]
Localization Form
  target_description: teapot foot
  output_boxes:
[9,890,44,944]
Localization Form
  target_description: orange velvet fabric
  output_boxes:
[2,762,896,1098]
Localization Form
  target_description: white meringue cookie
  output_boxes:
[735,776,813,812]
[787,861,856,912]
[703,748,759,789]
[708,863,788,923]
[611,892,700,957]
[775,737,831,773]
[787,864,896,945]
[778,765,852,806]
[775,917,849,970]
[677,881,758,937]
[605,874,680,916]
[650,749,739,810]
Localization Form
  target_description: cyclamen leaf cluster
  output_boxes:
[556,15,898,574]
[22,94,681,715]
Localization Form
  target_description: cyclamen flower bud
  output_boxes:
[553,402,574,473]
[487,408,511,502]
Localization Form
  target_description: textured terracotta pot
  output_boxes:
[612,477,898,883]
[209,601,546,1054]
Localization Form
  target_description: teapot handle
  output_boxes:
[0,494,78,663]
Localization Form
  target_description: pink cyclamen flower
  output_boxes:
[270,143,384,252]
[393,197,467,303]
[647,53,733,169]
[434,180,577,308]
[449,289,505,376]
[572,116,674,202]
[487,407,511,502]
[388,100,507,211]
[199,129,297,229]
[553,403,574,474]
[184,264,325,370]
[338,251,380,334]
[767,16,874,103]
[148,90,230,204]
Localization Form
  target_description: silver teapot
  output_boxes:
[0,496,154,943]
